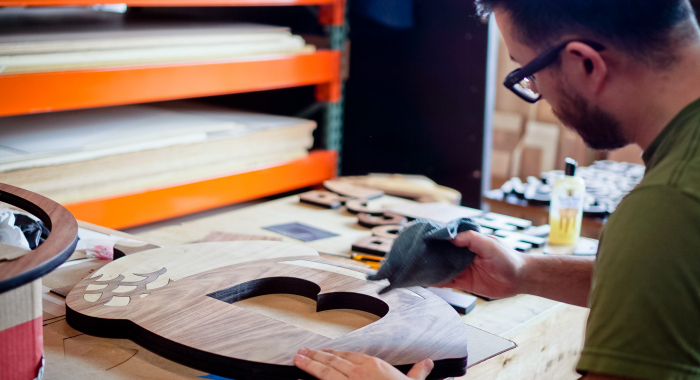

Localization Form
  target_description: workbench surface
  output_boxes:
[40,195,587,380]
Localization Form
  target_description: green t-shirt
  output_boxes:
[577,97,700,379]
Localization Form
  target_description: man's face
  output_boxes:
[495,10,629,150]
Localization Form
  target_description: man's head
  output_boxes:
[478,0,700,150]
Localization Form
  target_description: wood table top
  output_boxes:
[41,194,588,380]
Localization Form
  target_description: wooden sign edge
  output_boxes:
[65,251,468,380]
[66,304,466,380]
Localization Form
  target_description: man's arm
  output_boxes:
[519,253,594,307]
[437,231,594,307]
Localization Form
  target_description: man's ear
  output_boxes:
[561,42,608,95]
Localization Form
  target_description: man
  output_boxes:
[294,1,700,379]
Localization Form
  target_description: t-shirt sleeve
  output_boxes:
[577,186,700,379]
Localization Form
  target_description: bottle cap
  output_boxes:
[565,158,578,176]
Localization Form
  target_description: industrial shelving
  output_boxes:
[0,0,347,228]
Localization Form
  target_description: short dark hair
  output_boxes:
[476,0,698,68]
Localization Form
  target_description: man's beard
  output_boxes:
[552,90,628,150]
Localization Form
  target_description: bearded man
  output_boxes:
[294,1,700,379]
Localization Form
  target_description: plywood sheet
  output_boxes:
[0,24,291,54]
[0,105,315,204]
[0,23,313,75]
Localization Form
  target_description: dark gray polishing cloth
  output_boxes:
[367,218,480,294]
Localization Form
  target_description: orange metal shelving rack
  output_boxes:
[65,150,337,229]
[1,0,346,228]
[0,51,342,117]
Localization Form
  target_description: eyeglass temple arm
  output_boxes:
[517,40,606,79]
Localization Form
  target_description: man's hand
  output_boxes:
[294,348,433,380]
[436,230,528,299]
[439,230,595,307]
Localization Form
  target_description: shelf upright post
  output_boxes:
[318,0,347,176]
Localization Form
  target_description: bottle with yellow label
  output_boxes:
[548,158,586,246]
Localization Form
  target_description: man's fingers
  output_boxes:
[406,359,434,380]
[320,349,367,365]
[451,231,497,256]
[301,349,354,375]
[294,354,346,380]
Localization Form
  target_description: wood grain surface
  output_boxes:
[66,241,469,379]
[0,182,78,293]
[134,195,421,257]
[323,180,384,200]
[357,213,407,228]
[299,190,349,209]
[113,243,161,259]
[345,199,388,215]
[199,231,282,243]
[371,225,401,240]
[351,236,394,256]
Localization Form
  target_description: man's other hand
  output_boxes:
[436,230,528,299]
[294,348,433,380]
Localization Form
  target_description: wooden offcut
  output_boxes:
[299,190,349,209]
[345,199,388,215]
[357,213,407,228]
[323,180,384,200]
[351,236,394,256]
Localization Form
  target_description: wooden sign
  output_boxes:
[66,241,469,380]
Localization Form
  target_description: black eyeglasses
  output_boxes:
[504,40,606,103]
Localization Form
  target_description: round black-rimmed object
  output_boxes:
[0,183,78,294]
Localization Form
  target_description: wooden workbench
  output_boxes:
[40,195,588,379]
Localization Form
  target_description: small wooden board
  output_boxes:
[352,236,394,256]
[371,225,402,240]
[345,199,388,215]
[66,241,471,380]
[299,190,350,209]
[357,213,407,228]
[323,180,384,200]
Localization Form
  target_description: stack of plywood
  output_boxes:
[0,101,315,204]
[0,23,314,75]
